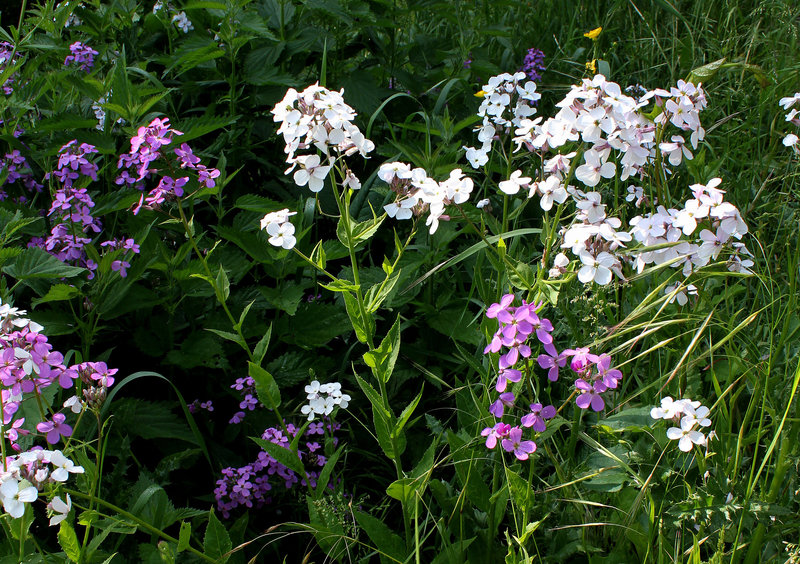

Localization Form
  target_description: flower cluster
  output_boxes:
[214,420,340,518]
[171,11,193,33]
[64,41,97,73]
[228,375,259,424]
[260,208,297,250]
[480,294,558,460]
[378,163,474,233]
[628,178,752,301]
[651,396,712,452]
[464,72,541,168]
[1,450,83,520]
[301,380,350,422]
[521,48,546,82]
[271,83,375,193]
[0,41,19,95]
[0,149,43,202]
[0,300,112,522]
[780,92,800,153]
[187,399,214,413]
[115,117,220,214]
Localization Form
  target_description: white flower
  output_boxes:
[64,396,83,414]
[49,451,84,483]
[498,170,531,195]
[666,417,706,452]
[577,251,616,285]
[266,222,296,250]
[48,494,71,526]
[1,479,38,519]
[783,133,798,148]
[171,11,193,33]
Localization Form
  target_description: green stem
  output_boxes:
[64,489,218,563]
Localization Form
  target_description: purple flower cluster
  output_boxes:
[214,420,339,518]
[561,350,622,412]
[228,376,259,424]
[521,48,546,82]
[115,118,220,215]
[0,302,116,451]
[0,41,19,94]
[0,149,43,202]
[481,294,557,460]
[64,41,98,73]
[187,399,214,413]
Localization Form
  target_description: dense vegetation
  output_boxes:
[0,0,798,562]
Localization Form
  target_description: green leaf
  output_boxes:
[362,316,401,383]
[248,362,281,409]
[393,388,422,439]
[206,328,245,347]
[343,291,373,344]
[203,509,231,563]
[260,284,306,315]
[687,57,726,84]
[386,477,419,505]
[364,269,401,313]
[314,445,343,498]
[355,512,407,563]
[215,265,230,304]
[4,247,86,280]
[354,373,389,419]
[31,283,81,308]
[58,521,81,563]
[253,324,272,365]
[177,521,191,553]
[336,215,385,248]
[251,437,305,475]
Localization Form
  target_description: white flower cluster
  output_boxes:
[378,163,474,233]
[464,72,541,168]
[651,396,712,453]
[271,84,375,193]
[260,208,297,250]
[780,92,800,152]
[629,177,753,301]
[300,380,350,421]
[0,449,83,521]
[0,301,43,334]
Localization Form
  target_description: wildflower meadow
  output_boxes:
[0,0,798,562]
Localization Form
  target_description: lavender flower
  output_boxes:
[64,41,98,73]
[521,48,546,82]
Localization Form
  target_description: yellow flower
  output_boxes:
[585,59,597,73]
[584,26,602,40]
[474,90,486,98]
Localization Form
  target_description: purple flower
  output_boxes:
[575,379,607,412]
[495,367,522,392]
[486,294,515,319]
[563,347,599,373]
[64,42,98,73]
[488,392,515,418]
[596,354,623,389]
[520,403,556,432]
[521,48,546,82]
[537,342,567,382]
[36,413,73,444]
[480,422,511,449]
[501,426,537,460]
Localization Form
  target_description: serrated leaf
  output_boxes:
[203,509,231,563]
[260,285,305,315]
[4,247,85,280]
[343,291,373,344]
[215,265,230,303]
[251,437,305,475]
[58,521,81,563]
[31,283,81,308]
[336,215,385,248]
[248,361,281,409]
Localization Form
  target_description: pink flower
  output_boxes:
[575,379,607,412]
[501,426,537,460]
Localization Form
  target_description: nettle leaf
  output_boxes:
[175,115,239,144]
[58,521,81,563]
[113,399,197,444]
[266,350,334,387]
[4,247,86,280]
[276,302,350,347]
[31,283,81,308]
[203,509,231,563]
[260,284,307,315]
